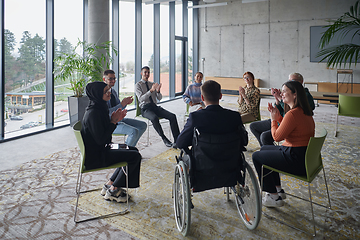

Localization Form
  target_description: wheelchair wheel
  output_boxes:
[173,161,191,236]
[233,161,261,230]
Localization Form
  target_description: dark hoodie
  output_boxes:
[81,81,116,170]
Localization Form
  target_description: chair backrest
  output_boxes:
[73,121,86,173]
[256,98,261,121]
[304,128,327,182]
[338,94,360,118]
[135,95,142,117]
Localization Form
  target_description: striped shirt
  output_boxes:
[182,82,203,105]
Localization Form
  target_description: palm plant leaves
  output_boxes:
[317,0,360,68]
[53,40,117,97]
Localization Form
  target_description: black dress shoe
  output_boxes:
[163,138,173,147]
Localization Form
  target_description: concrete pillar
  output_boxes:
[88,0,109,46]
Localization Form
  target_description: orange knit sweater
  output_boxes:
[271,107,315,147]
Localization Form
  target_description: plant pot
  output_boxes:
[68,95,89,127]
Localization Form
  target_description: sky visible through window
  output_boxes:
[5,0,185,66]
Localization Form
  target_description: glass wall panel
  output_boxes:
[160,3,169,99]
[54,0,83,126]
[175,1,183,36]
[4,0,45,138]
[188,1,193,84]
[119,0,135,108]
[142,2,153,76]
[175,40,183,94]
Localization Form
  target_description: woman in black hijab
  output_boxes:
[81,81,142,203]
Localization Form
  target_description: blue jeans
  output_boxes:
[113,118,147,147]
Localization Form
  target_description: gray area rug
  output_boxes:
[0,114,359,239]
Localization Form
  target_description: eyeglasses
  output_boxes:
[106,77,116,81]
[243,77,250,80]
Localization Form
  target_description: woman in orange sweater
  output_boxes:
[252,80,315,208]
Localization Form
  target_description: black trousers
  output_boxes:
[252,145,307,193]
[141,103,180,142]
[249,119,274,146]
[106,146,142,188]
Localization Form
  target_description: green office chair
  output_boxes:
[261,128,331,236]
[73,121,129,223]
[135,95,169,146]
[335,94,360,137]
[183,103,190,125]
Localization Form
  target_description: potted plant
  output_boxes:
[317,0,360,68]
[54,40,117,126]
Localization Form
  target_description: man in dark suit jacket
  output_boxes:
[177,80,248,192]
[177,80,248,154]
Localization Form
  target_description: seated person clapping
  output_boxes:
[237,71,260,123]
[252,80,315,208]
[182,72,205,112]
[250,73,315,146]
[81,81,142,203]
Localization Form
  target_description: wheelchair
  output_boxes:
[172,128,262,236]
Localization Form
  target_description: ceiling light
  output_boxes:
[188,2,227,9]
[145,0,180,5]
[242,0,268,3]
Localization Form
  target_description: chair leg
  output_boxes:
[224,187,230,201]
[308,183,317,237]
[322,168,332,209]
[335,114,338,137]
[75,164,82,194]
[261,166,320,236]
[74,172,83,222]
[122,165,130,211]
[74,167,130,223]
[147,120,150,146]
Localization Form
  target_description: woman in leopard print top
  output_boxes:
[237,71,260,123]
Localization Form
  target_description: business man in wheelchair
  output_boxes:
[173,80,261,236]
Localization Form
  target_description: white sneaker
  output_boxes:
[262,192,284,207]
[278,189,286,199]
[104,188,130,203]
[100,184,111,196]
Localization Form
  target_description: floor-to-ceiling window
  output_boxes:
[188,1,193,85]
[4,0,46,138]
[160,3,170,99]
[175,2,184,95]
[119,0,136,108]
[142,1,154,78]
[0,0,198,141]
[54,0,83,126]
